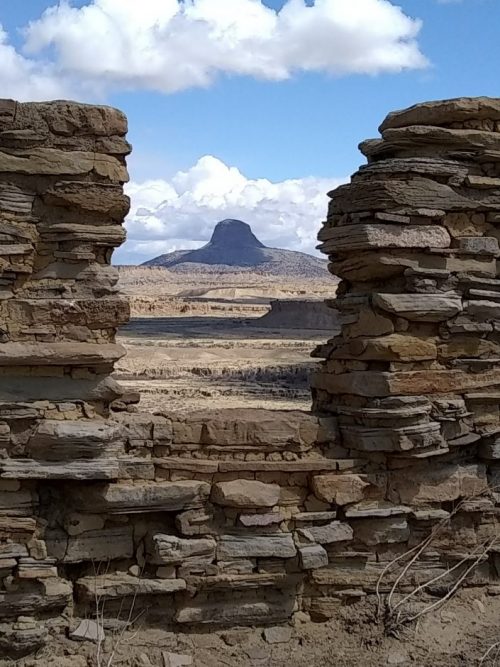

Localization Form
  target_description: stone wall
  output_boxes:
[312,96,500,618]
[2,97,500,656]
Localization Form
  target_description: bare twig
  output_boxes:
[392,538,492,615]
[377,485,500,635]
[404,537,498,624]
[92,561,146,667]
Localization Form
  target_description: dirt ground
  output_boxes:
[10,590,500,666]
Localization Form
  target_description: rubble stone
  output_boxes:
[211,480,280,508]
[299,545,328,570]
[70,619,105,644]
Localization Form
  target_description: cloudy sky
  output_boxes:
[0,0,497,263]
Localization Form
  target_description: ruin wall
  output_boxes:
[1,97,500,656]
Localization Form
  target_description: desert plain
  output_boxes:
[116,265,338,413]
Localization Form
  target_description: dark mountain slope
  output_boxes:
[142,219,327,278]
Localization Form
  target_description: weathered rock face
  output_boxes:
[3,97,500,654]
[0,101,131,510]
[311,96,500,610]
[0,99,133,653]
[0,99,130,413]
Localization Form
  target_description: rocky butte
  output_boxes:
[0,96,500,658]
[143,217,328,277]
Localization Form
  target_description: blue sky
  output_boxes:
[0,0,497,263]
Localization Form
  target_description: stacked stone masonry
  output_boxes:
[1,97,500,657]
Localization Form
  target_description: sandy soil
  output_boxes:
[12,590,500,666]
[116,315,326,412]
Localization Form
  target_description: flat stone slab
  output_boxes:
[217,534,296,560]
[297,521,353,545]
[76,574,186,602]
[0,342,125,366]
[163,652,193,667]
[211,480,280,509]
[379,97,500,131]
[318,223,450,253]
[72,481,210,513]
[299,545,328,570]
[70,619,104,644]
[263,626,292,644]
[372,292,462,322]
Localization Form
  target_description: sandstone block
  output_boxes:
[466,300,500,321]
[217,534,296,559]
[458,236,499,255]
[0,578,72,618]
[28,419,125,460]
[331,334,437,361]
[70,619,105,644]
[345,501,412,519]
[175,594,295,625]
[444,212,491,237]
[340,422,444,452]
[156,566,176,579]
[312,474,370,505]
[0,148,128,182]
[43,181,130,219]
[294,511,337,522]
[151,534,216,566]
[211,480,280,509]
[46,527,133,563]
[239,513,283,527]
[263,626,292,644]
[312,369,500,397]
[0,342,125,366]
[0,459,121,480]
[364,125,500,160]
[318,223,450,253]
[163,652,193,667]
[172,409,319,448]
[76,574,186,603]
[299,545,328,570]
[372,293,462,321]
[344,309,394,339]
[439,336,500,359]
[379,97,500,131]
[73,481,211,513]
[296,521,353,545]
[0,375,123,403]
[218,459,343,472]
[218,560,255,575]
[388,464,487,505]
[329,177,487,216]
[0,621,48,658]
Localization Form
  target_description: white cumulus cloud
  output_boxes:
[0,25,71,101]
[115,155,345,264]
[0,0,427,100]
